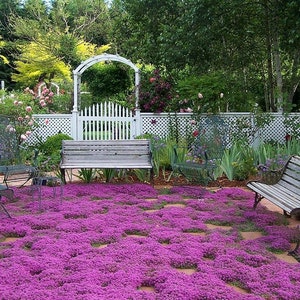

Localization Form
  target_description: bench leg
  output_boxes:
[0,202,11,218]
[0,189,14,218]
[60,168,66,184]
[253,192,263,209]
[289,240,299,254]
[288,226,300,261]
[150,169,154,186]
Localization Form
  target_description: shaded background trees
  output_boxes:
[0,0,299,113]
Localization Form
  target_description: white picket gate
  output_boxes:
[77,102,140,140]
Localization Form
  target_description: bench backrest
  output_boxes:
[61,139,152,166]
[280,155,300,190]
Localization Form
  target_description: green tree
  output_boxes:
[82,63,132,104]
[11,42,72,87]
[0,0,24,90]
[109,0,300,112]
[8,0,111,88]
[50,0,111,46]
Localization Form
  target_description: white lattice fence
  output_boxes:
[141,113,300,146]
[141,113,194,141]
[141,113,255,146]
[260,114,286,142]
[28,114,72,144]
[29,112,300,146]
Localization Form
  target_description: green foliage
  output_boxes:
[253,139,300,167]
[50,93,73,114]
[98,169,116,183]
[136,134,176,177]
[177,71,258,114]
[217,148,237,181]
[34,151,60,174]
[133,169,149,182]
[111,0,300,112]
[75,168,96,183]
[139,68,175,112]
[232,147,257,181]
[218,138,300,182]
[82,63,132,105]
[12,42,72,88]
[106,92,132,109]
[9,0,111,88]
[39,133,73,156]
[33,133,73,175]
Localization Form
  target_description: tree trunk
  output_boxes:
[273,36,283,113]
[287,52,300,107]
[264,1,275,112]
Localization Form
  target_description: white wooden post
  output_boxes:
[1,80,4,102]
[71,71,80,140]
[133,109,141,138]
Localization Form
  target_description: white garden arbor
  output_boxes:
[71,54,141,140]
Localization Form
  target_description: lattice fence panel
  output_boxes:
[27,114,72,144]
[141,113,195,142]
[30,112,300,146]
[260,114,285,143]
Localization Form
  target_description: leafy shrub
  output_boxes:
[75,168,96,183]
[40,133,73,156]
[139,69,175,113]
[36,133,73,175]
[83,64,132,104]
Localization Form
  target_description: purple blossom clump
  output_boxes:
[0,183,299,299]
[170,185,208,198]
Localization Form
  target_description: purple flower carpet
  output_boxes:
[0,183,299,300]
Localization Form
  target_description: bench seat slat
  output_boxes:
[61,164,152,169]
[248,182,299,213]
[277,179,300,195]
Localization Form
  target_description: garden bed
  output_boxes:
[0,183,299,299]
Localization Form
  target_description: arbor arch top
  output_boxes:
[73,54,140,112]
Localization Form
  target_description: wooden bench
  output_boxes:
[247,155,300,259]
[60,139,154,184]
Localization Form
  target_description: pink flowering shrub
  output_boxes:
[38,87,54,108]
[0,88,52,144]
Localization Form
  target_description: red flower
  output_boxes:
[193,130,199,137]
[149,77,156,83]
[285,134,292,141]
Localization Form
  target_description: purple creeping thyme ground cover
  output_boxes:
[0,183,299,300]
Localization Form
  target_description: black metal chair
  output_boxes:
[0,115,38,189]
[0,184,14,218]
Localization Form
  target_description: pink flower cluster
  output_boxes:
[39,87,54,107]
[12,99,34,141]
